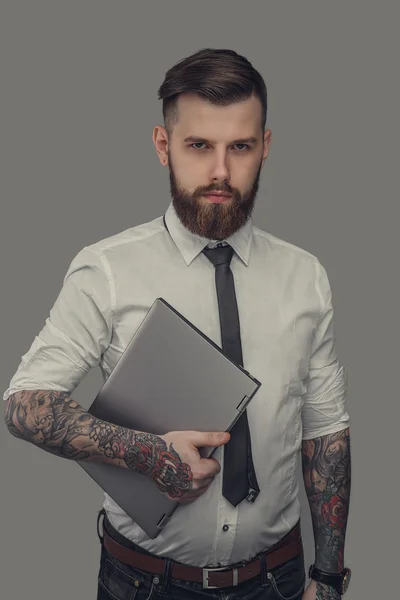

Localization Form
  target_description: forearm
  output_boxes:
[302,427,351,596]
[5,389,171,476]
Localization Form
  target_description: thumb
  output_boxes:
[190,431,230,448]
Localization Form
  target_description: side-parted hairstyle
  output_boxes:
[158,48,268,135]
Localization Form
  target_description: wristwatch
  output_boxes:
[308,564,351,595]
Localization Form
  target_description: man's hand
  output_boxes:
[154,430,230,503]
[302,579,341,600]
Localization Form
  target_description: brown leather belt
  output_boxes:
[102,521,302,589]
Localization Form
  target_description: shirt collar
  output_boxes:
[163,201,254,266]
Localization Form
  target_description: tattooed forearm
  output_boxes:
[315,582,341,600]
[302,427,351,580]
[5,390,193,498]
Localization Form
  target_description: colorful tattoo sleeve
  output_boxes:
[302,427,351,599]
[5,390,193,498]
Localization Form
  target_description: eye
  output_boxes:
[191,143,208,150]
[189,142,251,152]
[233,144,250,151]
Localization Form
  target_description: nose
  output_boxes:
[209,151,231,185]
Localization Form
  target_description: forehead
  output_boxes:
[173,93,263,139]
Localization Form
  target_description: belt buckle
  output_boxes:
[202,565,238,589]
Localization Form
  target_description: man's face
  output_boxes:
[154,93,271,240]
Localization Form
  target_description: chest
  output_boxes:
[103,254,319,402]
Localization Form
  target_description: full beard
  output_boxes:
[168,160,262,240]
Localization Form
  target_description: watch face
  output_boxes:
[342,569,351,593]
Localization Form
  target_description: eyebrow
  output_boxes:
[183,136,258,145]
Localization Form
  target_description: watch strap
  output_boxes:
[308,564,344,594]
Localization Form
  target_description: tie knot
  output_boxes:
[203,244,234,267]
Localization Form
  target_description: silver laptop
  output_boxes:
[78,298,261,538]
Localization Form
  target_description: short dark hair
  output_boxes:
[158,48,268,134]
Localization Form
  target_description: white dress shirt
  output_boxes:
[4,201,349,567]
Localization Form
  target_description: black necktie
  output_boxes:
[203,243,260,506]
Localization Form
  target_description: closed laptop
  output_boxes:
[78,298,261,538]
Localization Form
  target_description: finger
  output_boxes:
[175,480,213,503]
[181,488,207,501]
[196,457,221,478]
[184,478,214,498]
[192,476,214,491]
[189,431,230,449]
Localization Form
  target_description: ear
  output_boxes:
[261,129,272,167]
[153,125,169,166]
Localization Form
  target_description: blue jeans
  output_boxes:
[96,512,306,600]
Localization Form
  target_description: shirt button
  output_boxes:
[223,525,229,532]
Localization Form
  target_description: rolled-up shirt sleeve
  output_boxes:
[301,262,350,440]
[3,247,113,402]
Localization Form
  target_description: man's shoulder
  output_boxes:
[252,224,320,266]
[83,213,165,258]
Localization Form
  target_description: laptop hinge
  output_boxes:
[236,395,250,413]
[157,513,171,530]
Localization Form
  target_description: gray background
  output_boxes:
[1,2,398,598]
